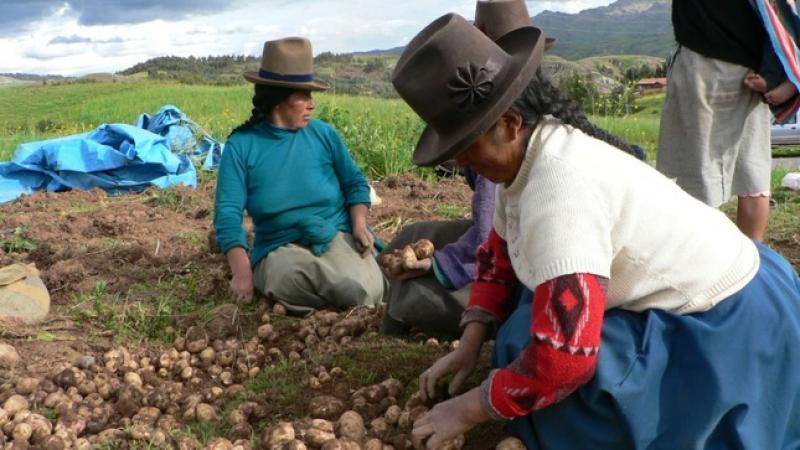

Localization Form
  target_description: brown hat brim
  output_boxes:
[243,72,330,91]
[412,26,545,167]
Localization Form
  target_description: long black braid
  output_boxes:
[228,84,295,138]
[511,71,645,160]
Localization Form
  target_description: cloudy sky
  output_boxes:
[0,0,615,76]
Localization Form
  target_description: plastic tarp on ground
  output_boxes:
[0,105,222,204]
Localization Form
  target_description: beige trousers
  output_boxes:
[253,232,385,315]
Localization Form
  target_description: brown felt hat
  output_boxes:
[391,13,544,167]
[474,0,556,49]
[243,37,329,91]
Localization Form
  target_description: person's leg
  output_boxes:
[732,87,772,241]
[736,195,770,241]
[384,276,469,338]
[254,232,384,314]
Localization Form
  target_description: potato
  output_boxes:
[15,377,40,396]
[434,434,465,450]
[305,427,336,447]
[369,417,388,437]
[336,410,365,442]
[3,395,29,416]
[381,255,404,276]
[412,239,435,259]
[363,439,383,450]
[384,405,402,425]
[195,403,217,423]
[12,422,33,442]
[399,246,417,268]
[185,326,209,354]
[265,421,295,446]
[204,437,233,450]
[199,347,216,367]
[495,437,526,450]
[0,343,20,369]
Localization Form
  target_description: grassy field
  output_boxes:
[0,84,678,171]
[2,82,798,238]
[0,81,424,178]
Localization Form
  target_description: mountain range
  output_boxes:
[353,0,673,60]
[536,0,673,60]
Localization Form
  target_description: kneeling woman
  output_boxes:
[214,37,384,314]
[392,15,800,449]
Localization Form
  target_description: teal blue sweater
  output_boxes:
[214,119,371,267]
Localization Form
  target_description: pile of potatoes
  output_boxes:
[379,239,435,276]
[261,376,470,450]
[0,300,534,449]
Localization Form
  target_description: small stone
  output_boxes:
[77,355,96,370]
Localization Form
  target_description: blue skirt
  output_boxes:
[494,243,800,449]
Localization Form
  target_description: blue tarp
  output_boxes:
[0,105,222,204]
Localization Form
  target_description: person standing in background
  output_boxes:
[657,0,772,241]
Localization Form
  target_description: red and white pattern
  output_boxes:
[465,228,608,419]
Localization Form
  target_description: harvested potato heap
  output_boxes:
[0,301,530,449]
[379,239,435,276]
[264,377,466,450]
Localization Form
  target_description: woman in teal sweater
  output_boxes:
[214,37,384,313]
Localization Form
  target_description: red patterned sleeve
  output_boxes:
[460,228,520,326]
[481,273,608,419]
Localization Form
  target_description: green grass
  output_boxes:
[0,81,425,178]
[433,204,468,219]
[0,227,36,253]
[67,275,222,344]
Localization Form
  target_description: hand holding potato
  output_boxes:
[380,239,435,279]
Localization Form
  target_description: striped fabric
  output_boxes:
[753,0,800,122]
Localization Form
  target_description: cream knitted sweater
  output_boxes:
[494,118,759,313]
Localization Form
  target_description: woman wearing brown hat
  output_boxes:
[392,13,800,450]
[214,37,384,314]
[379,0,544,339]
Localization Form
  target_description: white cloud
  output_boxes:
[0,0,614,76]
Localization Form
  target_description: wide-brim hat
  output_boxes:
[474,0,556,50]
[243,37,329,91]
[392,13,544,167]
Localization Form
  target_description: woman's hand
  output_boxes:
[230,273,254,303]
[225,247,254,304]
[393,257,433,280]
[352,223,375,257]
[411,387,490,449]
[349,204,373,258]
[419,321,487,401]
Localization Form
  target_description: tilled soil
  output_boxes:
[0,174,797,450]
[0,174,507,449]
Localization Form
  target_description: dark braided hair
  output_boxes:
[228,84,296,137]
[511,71,645,160]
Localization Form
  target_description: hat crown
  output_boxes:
[392,14,513,134]
[474,0,532,41]
[260,37,314,76]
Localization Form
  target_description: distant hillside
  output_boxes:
[535,0,673,60]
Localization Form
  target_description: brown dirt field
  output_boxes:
[0,174,514,449]
[0,174,797,449]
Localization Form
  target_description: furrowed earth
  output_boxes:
[0,174,797,450]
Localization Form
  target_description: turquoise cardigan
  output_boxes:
[214,119,371,267]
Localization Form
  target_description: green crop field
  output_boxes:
[0,81,425,178]
[2,84,798,244]
[0,81,664,175]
